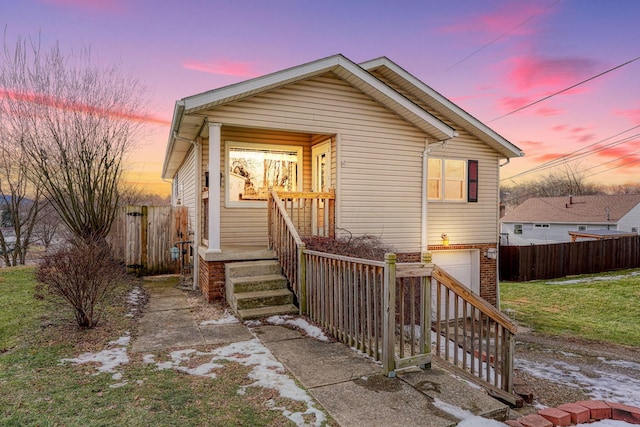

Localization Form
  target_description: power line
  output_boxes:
[446,0,562,71]
[501,124,640,181]
[488,55,640,123]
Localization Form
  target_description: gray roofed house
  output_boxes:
[500,194,640,245]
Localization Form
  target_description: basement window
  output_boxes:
[226,141,302,208]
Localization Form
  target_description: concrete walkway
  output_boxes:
[132,277,509,427]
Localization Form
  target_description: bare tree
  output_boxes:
[0,112,42,266]
[0,35,148,241]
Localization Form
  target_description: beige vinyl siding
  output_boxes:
[371,71,502,246]
[204,127,313,246]
[177,146,197,237]
[426,131,500,245]
[202,73,429,251]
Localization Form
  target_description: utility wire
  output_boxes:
[488,55,640,123]
[501,124,640,181]
[446,0,562,71]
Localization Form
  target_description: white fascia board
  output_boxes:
[161,100,186,179]
[360,57,524,159]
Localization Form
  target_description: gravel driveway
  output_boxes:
[512,329,640,413]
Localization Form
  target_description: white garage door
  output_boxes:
[430,250,480,321]
[431,249,480,294]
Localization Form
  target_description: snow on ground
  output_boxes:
[263,315,330,342]
[199,309,239,325]
[144,338,326,426]
[547,270,640,285]
[125,286,144,318]
[516,357,640,407]
[60,333,131,387]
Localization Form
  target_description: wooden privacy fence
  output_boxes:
[500,235,640,281]
[108,205,189,275]
[269,191,518,403]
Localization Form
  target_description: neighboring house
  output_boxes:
[500,194,640,245]
[162,54,523,306]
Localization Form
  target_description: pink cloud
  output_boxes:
[551,125,567,132]
[613,107,640,124]
[499,96,533,111]
[438,2,548,37]
[534,107,563,117]
[507,55,599,92]
[182,59,260,78]
[39,0,125,12]
[0,88,168,125]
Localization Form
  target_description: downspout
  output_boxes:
[421,137,454,255]
[173,131,200,291]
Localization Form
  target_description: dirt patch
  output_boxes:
[513,331,640,412]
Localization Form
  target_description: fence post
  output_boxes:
[383,252,397,377]
[422,252,432,365]
[298,242,307,315]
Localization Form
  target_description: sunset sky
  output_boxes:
[2,0,639,196]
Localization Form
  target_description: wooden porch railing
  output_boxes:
[273,190,335,238]
[268,189,517,403]
[430,265,517,404]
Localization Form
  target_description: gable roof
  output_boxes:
[359,57,524,159]
[501,194,640,224]
[162,54,456,179]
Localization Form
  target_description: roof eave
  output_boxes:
[360,57,524,159]
[161,101,186,179]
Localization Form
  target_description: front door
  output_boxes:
[312,141,331,236]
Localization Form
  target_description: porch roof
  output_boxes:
[162,54,456,179]
[360,57,524,159]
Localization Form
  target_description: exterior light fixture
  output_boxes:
[170,245,180,261]
[441,233,449,247]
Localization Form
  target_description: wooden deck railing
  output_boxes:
[268,190,517,403]
[273,191,335,238]
[430,265,517,404]
[268,190,306,307]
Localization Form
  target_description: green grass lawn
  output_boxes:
[500,268,640,347]
[0,266,328,426]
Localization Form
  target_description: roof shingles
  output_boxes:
[501,194,640,223]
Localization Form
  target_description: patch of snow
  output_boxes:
[244,319,262,328]
[264,315,329,342]
[200,310,239,325]
[60,332,131,381]
[433,398,474,420]
[125,287,144,317]
[598,357,640,371]
[516,358,640,407]
[589,421,637,427]
[546,271,640,285]
[456,416,506,426]
[144,338,327,426]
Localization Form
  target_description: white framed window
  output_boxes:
[225,141,303,208]
[514,224,523,235]
[428,158,475,202]
[578,225,587,231]
[534,224,550,229]
[632,227,638,233]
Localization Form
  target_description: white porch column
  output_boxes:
[207,122,222,253]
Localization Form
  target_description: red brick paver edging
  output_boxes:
[511,400,640,426]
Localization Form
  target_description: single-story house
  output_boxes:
[162,54,523,307]
[500,194,640,245]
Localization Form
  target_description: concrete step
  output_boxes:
[237,304,299,320]
[234,288,294,310]
[226,260,282,279]
[229,274,288,293]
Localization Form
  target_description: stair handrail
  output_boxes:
[268,189,306,312]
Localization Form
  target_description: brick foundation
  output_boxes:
[198,256,225,303]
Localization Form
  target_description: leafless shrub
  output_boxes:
[35,236,127,328]
[303,231,394,261]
